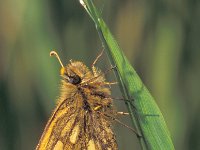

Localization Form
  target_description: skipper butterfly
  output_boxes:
[36,51,118,150]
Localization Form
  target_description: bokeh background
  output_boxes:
[0,0,200,149]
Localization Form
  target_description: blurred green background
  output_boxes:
[0,0,200,149]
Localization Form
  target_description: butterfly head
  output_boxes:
[50,50,83,85]
[60,66,82,85]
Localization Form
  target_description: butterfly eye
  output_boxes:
[68,75,81,85]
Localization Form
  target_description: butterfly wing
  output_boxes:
[36,98,78,150]
[36,98,118,150]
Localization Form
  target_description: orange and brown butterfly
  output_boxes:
[36,50,118,150]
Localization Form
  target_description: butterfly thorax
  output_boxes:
[59,61,114,115]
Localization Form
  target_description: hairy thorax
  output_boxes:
[59,61,114,115]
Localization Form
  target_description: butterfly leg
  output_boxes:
[117,112,129,115]
[91,49,104,72]
[82,65,117,86]
[91,49,117,78]
[98,112,142,138]
[111,116,142,138]
[108,97,136,110]
[104,82,118,85]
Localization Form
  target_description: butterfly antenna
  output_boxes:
[50,50,64,68]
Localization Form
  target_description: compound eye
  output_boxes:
[69,75,81,85]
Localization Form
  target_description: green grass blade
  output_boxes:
[80,0,175,149]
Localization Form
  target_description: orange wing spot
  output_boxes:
[88,140,96,150]
[53,141,63,150]
[70,125,80,144]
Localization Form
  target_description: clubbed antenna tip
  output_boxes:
[50,50,64,68]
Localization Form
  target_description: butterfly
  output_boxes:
[36,51,118,150]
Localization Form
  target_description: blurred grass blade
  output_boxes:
[80,0,175,149]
